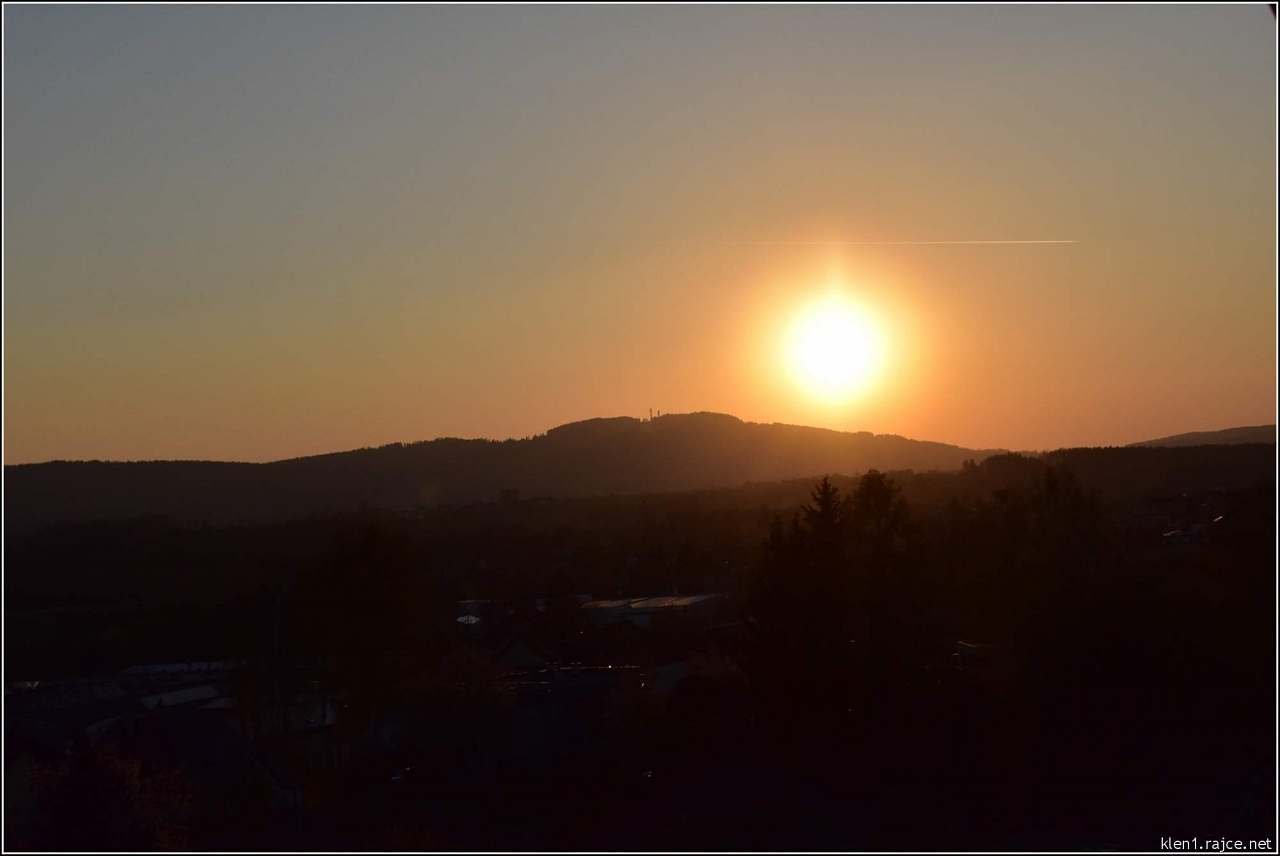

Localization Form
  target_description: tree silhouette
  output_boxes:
[747,476,862,715]
[846,470,909,703]
[849,469,908,551]
[801,475,850,557]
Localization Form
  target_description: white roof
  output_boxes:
[121,660,237,676]
[630,594,721,610]
[581,599,633,609]
[140,685,221,708]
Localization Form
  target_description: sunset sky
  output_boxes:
[4,5,1275,464]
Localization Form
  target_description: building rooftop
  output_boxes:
[629,594,722,609]
[582,594,724,611]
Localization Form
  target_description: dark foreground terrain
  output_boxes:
[5,443,1275,850]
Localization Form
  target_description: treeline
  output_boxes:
[751,466,1274,703]
[736,467,1274,849]
[5,445,1274,680]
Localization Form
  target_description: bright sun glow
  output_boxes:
[784,294,887,404]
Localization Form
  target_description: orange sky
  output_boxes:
[4,6,1276,463]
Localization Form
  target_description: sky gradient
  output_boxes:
[4,5,1276,463]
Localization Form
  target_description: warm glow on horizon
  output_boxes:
[2,6,1274,463]
[783,291,888,406]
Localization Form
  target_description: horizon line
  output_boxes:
[7,415,1271,468]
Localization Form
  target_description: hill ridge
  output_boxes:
[1129,424,1276,448]
[4,411,1002,529]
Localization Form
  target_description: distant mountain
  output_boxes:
[1129,425,1276,448]
[3,412,1002,530]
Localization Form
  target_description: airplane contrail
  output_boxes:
[739,239,1077,246]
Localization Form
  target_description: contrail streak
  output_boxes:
[740,239,1077,246]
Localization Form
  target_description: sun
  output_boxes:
[784,294,887,404]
